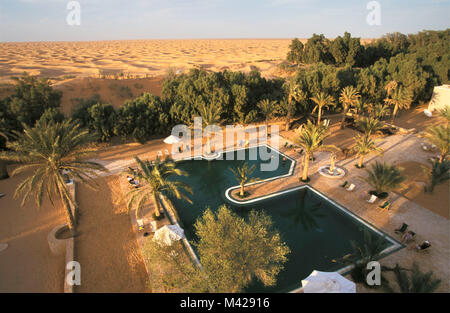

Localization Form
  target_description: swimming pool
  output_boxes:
[166,145,402,292]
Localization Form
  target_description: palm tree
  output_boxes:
[384,263,441,293]
[127,156,193,219]
[339,86,360,129]
[350,98,368,119]
[229,162,259,197]
[356,116,384,136]
[285,82,306,131]
[368,103,390,120]
[0,120,108,235]
[310,92,335,126]
[293,120,338,182]
[0,131,9,179]
[363,161,406,196]
[422,160,450,193]
[353,134,384,168]
[258,99,277,130]
[424,124,449,163]
[198,103,222,154]
[384,82,412,123]
[333,229,388,284]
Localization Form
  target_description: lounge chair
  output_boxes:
[346,184,355,192]
[367,194,378,204]
[379,201,391,210]
[416,240,431,251]
[341,181,348,188]
[0,193,5,198]
[395,223,408,234]
[137,219,145,231]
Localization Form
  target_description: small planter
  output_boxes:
[48,224,73,256]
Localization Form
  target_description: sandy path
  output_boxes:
[0,168,65,292]
[74,175,148,293]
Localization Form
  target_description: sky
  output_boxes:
[0,0,449,42]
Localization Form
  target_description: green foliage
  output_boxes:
[356,116,383,136]
[422,160,450,193]
[193,205,290,293]
[114,93,171,143]
[142,239,209,293]
[229,162,259,197]
[0,119,107,233]
[363,161,406,195]
[384,263,441,293]
[333,229,388,285]
[126,156,192,218]
[424,124,450,162]
[36,107,65,126]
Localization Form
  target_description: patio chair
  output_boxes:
[137,219,145,231]
[367,194,378,204]
[341,181,348,188]
[346,184,355,192]
[379,201,391,210]
[395,223,408,234]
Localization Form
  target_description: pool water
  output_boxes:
[166,145,401,292]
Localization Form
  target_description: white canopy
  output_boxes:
[302,270,356,293]
[152,224,185,246]
[164,135,181,144]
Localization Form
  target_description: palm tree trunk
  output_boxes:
[330,154,336,173]
[340,106,348,129]
[153,193,161,217]
[317,108,322,126]
[240,183,244,197]
[0,160,8,180]
[439,154,445,163]
[61,195,77,236]
[302,153,310,181]
[358,155,364,168]
[391,104,399,123]
[285,98,292,131]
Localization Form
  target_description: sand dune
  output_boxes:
[0,39,294,83]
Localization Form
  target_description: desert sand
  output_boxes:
[0,39,293,83]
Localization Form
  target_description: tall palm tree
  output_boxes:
[293,120,338,182]
[310,92,335,126]
[198,103,222,154]
[257,99,277,130]
[384,263,441,293]
[127,156,193,219]
[0,131,8,179]
[368,103,390,120]
[363,161,406,196]
[356,116,384,136]
[353,134,384,168]
[350,98,368,119]
[339,86,360,129]
[424,124,449,163]
[422,160,450,193]
[127,156,192,218]
[384,82,412,123]
[285,82,306,131]
[0,120,108,235]
[229,162,259,197]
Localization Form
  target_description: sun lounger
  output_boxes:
[395,223,408,234]
[416,240,431,251]
[341,181,348,188]
[379,201,391,210]
[346,184,355,192]
[367,194,378,204]
[137,219,145,231]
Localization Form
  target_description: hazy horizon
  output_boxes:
[1,0,449,42]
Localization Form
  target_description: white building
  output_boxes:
[428,85,450,112]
